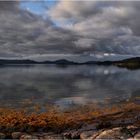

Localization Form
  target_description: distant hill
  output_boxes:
[0,57,140,69]
[115,57,140,63]
[93,57,140,70]
[98,57,140,64]
[42,59,79,65]
[0,59,80,65]
[109,57,140,69]
[0,59,38,65]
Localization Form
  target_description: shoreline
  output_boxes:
[0,102,140,139]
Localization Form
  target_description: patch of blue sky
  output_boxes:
[52,18,76,28]
[19,0,57,15]
[19,0,74,28]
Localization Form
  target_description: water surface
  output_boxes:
[0,65,139,109]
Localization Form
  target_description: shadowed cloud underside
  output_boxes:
[0,1,140,60]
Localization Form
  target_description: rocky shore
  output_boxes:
[0,125,140,139]
[0,102,140,139]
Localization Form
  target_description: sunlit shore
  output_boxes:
[0,101,140,139]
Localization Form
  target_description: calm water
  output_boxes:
[0,65,140,109]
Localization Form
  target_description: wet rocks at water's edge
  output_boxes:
[62,125,140,139]
[0,125,139,139]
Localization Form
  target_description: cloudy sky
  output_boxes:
[0,0,140,61]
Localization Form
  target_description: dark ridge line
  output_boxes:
[0,57,140,69]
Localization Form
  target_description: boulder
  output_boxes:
[95,127,131,139]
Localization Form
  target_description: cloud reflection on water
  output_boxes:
[0,65,138,108]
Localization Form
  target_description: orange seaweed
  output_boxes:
[0,102,139,134]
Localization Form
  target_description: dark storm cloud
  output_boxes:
[1,1,140,59]
[0,1,80,58]
[0,1,18,11]
[48,1,140,55]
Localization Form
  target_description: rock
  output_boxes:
[80,130,96,139]
[95,127,131,139]
[70,131,80,139]
[134,132,140,139]
[0,133,6,139]
[127,125,139,136]
[63,130,80,139]
[127,125,138,129]
[63,132,71,139]
[12,132,24,139]
[20,134,38,140]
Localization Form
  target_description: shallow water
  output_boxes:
[0,65,139,109]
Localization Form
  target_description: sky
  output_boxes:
[0,0,140,61]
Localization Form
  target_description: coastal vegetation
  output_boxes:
[0,101,140,139]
